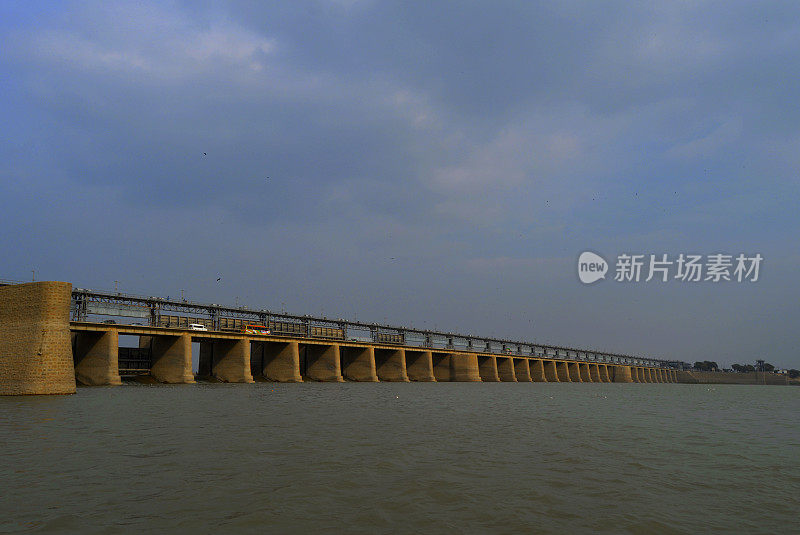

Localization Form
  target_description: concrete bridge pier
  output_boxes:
[556,361,571,382]
[544,360,559,382]
[304,344,344,382]
[568,362,582,382]
[630,367,640,383]
[530,359,547,382]
[598,364,611,382]
[589,363,601,382]
[204,339,255,383]
[73,329,122,386]
[150,333,194,383]
[638,368,648,383]
[257,341,304,382]
[405,350,436,381]
[450,353,482,382]
[513,358,532,382]
[340,346,378,381]
[611,365,634,383]
[497,357,517,382]
[579,363,592,382]
[374,348,410,382]
[478,356,501,382]
[431,353,451,381]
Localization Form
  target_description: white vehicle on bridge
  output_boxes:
[189,324,208,331]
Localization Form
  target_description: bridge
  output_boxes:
[1,281,686,395]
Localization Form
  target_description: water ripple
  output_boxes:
[1,383,798,533]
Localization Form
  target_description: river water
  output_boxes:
[2,383,798,534]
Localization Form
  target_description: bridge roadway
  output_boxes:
[70,322,679,385]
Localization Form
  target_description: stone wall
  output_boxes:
[0,281,76,395]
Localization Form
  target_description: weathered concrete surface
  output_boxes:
[340,346,378,382]
[557,361,571,382]
[598,364,611,383]
[260,341,304,382]
[579,363,592,382]
[0,282,76,395]
[636,367,646,383]
[530,359,547,382]
[305,344,344,382]
[432,353,451,382]
[374,348,410,382]
[627,366,638,383]
[497,357,517,382]
[73,329,122,386]
[150,333,195,383]
[611,365,633,383]
[589,364,601,382]
[450,353,482,382]
[405,350,435,382]
[568,362,582,382]
[478,356,501,382]
[544,360,560,382]
[211,339,254,383]
[514,358,532,382]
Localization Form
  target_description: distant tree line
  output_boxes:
[693,361,718,371]
[730,363,775,372]
[696,362,798,376]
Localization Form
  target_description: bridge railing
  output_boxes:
[70,287,684,369]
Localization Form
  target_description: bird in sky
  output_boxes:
[203,152,207,156]
[216,277,221,282]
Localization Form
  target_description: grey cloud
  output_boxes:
[1,1,799,367]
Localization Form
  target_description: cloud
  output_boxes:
[17,4,275,79]
[1,1,799,366]
[667,117,743,160]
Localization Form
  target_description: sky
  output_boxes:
[1,1,799,368]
